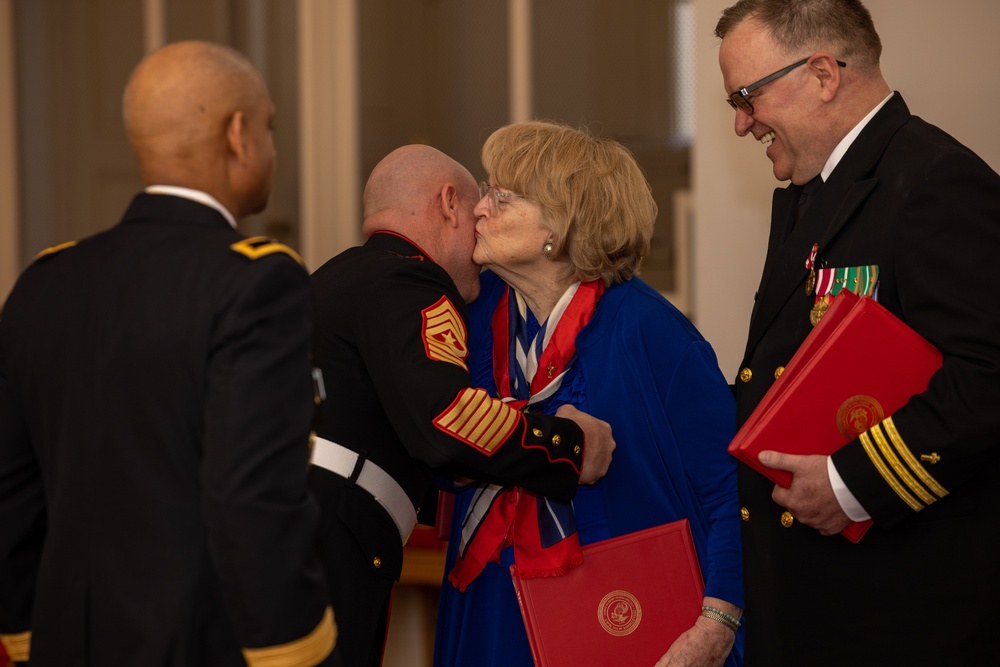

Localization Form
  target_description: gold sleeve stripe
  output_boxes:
[437,389,519,453]
[870,423,936,506]
[452,392,497,441]
[0,630,30,662]
[34,240,77,261]
[859,431,924,512]
[434,388,520,454]
[242,606,336,667]
[422,297,469,371]
[231,236,305,267]
[883,416,948,498]
[465,399,508,443]
[463,398,521,450]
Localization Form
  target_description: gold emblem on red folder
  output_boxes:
[598,590,642,637]
[836,395,885,438]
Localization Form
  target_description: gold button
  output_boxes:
[739,367,752,383]
[373,556,382,568]
[774,366,785,379]
[573,445,581,456]
[552,435,561,446]
[780,511,794,528]
[532,428,543,437]
[740,507,750,522]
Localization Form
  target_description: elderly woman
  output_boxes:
[433,121,743,667]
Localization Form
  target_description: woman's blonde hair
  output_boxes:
[482,120,657,286]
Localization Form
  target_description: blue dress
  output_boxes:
[434,271,744,667]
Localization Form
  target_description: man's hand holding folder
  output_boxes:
[729,291,943,542]
[758,451,853,536]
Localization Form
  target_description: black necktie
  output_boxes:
[796,175,824,222]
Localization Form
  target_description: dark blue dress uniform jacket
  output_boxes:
[735,94,1000,666]
[0,193,334,666]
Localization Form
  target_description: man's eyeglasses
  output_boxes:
[479,181,528,218]
[726,57,847,114]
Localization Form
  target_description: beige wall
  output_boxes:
[0,0,17,297]
[693,0,1000,380]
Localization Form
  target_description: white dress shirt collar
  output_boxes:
[144,185,238,230]
[820,92,895,182]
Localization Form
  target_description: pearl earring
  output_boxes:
[542,242,554,258]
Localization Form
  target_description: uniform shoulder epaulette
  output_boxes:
[33,240,77,262]
[230,236,304,267]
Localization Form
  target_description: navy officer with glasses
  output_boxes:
[715,1,1000,665]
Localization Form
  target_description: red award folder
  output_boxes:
[510,519,704,667]
[729,291,943,542]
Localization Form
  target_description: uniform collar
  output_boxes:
[820,92,895,182]
[144,185,238,230]
[365,230,437,264]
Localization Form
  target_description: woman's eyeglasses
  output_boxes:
[479,181,529,218]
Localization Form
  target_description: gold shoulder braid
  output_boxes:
[34,240,78,261]
[230,236,304,267]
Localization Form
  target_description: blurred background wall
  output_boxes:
[1,1,997,665]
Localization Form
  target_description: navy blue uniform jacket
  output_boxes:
[0,194,334,666]
[736,94,1000,665]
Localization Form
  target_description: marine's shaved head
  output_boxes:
[362,144,475,220]
[361,145,482,303]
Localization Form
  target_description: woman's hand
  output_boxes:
[653,597,740,667]
[653,616,735,667]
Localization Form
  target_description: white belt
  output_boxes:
[310,436,417,544]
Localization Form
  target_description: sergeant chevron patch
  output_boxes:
[421,296,469,371]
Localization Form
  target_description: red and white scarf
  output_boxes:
[448,280,603,590]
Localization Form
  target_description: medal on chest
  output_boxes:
[808,261,880,326]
